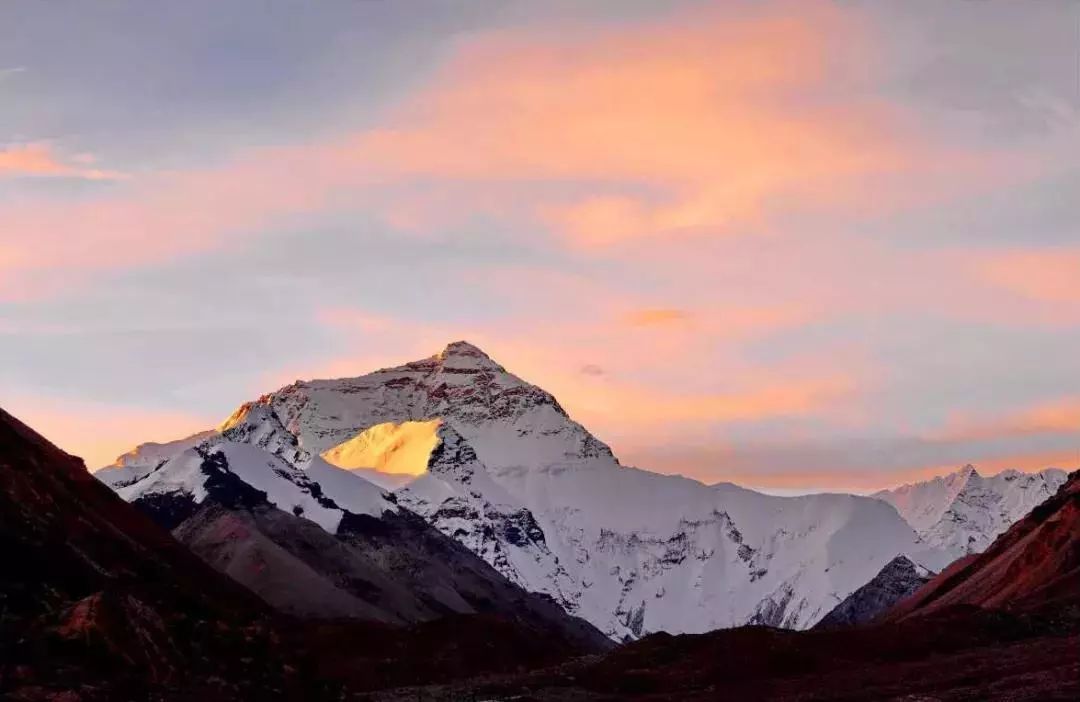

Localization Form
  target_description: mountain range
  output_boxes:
[95,341,1067,640]
[381,467,1080,700]
[4,342,1077,700]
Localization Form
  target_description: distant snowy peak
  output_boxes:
[875,465,1068,558]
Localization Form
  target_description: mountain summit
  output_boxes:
[435,339,505,370]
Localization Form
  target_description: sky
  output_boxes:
[1,0,1078,493]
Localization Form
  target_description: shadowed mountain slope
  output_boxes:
[0,406,326,700]
[814,555,934,629]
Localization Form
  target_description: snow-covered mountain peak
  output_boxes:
[875,465,1068,559]
[955,463,979,480]
[256,342,616,473]
[217,399,273,433]
[434,340,505,371]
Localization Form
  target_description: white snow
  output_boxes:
[95,430,214,487]
[116,446,212,503]
[874,465,1068,558]
[304,455,400,518]
[111,428,397,534]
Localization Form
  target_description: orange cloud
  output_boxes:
[0,140,349,299]
[942,397,1080,441]
[0,2,1032,302]
[570,376,856,429]
[623,308,689,327]
[976,249,1080,303]
[731,453,1077,493]
[352,2,922,247]
[0,142,124,180]
[1019,398,1080,432]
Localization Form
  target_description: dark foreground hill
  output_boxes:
[0,406,326,700]
[0,407,606,700]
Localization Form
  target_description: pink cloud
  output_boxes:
[350,2,936,248]
[940,396,1080,442]
[0,142,124,181]
[976,249,1080,304]
[0,0,1059,307]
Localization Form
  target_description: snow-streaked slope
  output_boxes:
[100,341,950,640]
[483,460,949,636]
[396,422,584,614]
[874,465,1068,559]
[114,436,397,534]
[95,430,215,488]
[101,404,610,648]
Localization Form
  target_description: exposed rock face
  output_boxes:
[814,555,933,629]
[875,464,1068,559]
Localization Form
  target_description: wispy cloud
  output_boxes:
[623,308,690,327]
[0,142,125,181]
[0,0,1004,301]
[976,248,1080,304]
